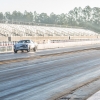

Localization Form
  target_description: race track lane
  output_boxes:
[0,50,100,100]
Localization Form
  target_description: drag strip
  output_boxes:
[0,44,100,64]
[0,49,100,100]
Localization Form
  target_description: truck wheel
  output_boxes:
[14,49,17,53]
[33,47,36,52]
[27,47,30,52]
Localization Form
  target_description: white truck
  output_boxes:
[14,40,38,53]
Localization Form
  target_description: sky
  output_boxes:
[0,0,100,15]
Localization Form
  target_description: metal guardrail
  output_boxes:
[0,46,13,53]
[0,41,17,46]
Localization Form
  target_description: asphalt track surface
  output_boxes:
[1,44,100,61]
[0,45,100,100]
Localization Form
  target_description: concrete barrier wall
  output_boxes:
[0,37,8,42]
[10,36,70,43]
[11,36,100,42]
[0,40,100,53]
[1,36,99,43]
[38,40,100,49]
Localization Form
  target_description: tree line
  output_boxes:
[0,6,100,33]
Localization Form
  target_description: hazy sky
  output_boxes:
[0,0,100,15]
